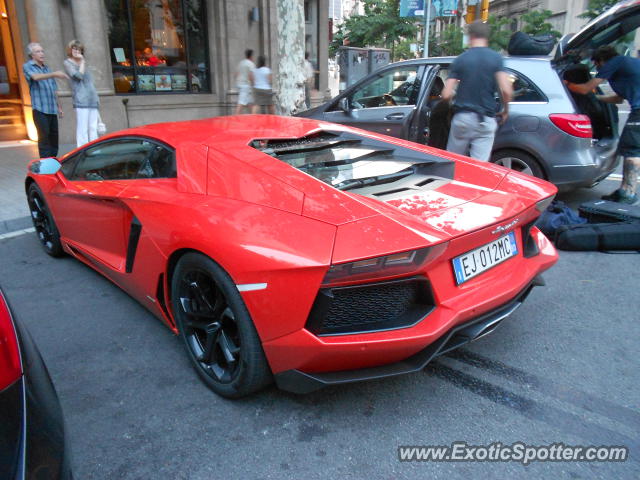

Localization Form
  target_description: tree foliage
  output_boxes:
[520,10,562,39]
[329,0,418,60]
[579,0,618,20]
[488,16,511,52]
[429,25,464,57]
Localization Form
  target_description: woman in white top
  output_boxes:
[250,56,275,114]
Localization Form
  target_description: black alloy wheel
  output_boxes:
[27,183,63,257]
[171,253,271,398]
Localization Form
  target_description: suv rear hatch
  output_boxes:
[552,1,640,146]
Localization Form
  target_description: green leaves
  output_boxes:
[329,0,418,60]
[488,16,512,52]
[520,10,562,39]
[429,25,464,56]
[579,0,618,20]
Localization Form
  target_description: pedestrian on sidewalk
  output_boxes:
[251,56,275,114]
[23,43,67,158]
[304,52,315,109]
[441,21,513,161]
[64,40,100,148]
[565,45,640,205]
[234,49,255,115]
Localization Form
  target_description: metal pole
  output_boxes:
[424,0,431,58]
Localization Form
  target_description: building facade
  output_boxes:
[0,0,327,144]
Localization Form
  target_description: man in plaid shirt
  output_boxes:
[23,43,67,157]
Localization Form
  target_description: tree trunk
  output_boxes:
[275,0,306,115]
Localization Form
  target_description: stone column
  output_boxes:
[317,0,329,99]
[24,0,65,73]
[70,0,114,94]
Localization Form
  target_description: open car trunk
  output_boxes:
[552,0,640,141]
[558,62,619,141]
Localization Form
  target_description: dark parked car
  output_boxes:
[299,0,640,191]
[0,287,72,479]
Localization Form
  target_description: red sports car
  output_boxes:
[25,115,557,398]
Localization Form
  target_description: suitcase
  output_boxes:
[578,200,640,223]
[554,222,640,251]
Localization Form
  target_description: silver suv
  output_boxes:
[299,1,640,191]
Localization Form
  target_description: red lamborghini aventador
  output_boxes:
[25,115,557,398]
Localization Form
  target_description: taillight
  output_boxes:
[549,114,592,138]
[321,243,448,287]
[0,290,22,391]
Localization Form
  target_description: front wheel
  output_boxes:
[27,183,64,257]
[491,149,544,179]
[171,253,272,398]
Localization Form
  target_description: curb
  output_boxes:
[0,216,33,236]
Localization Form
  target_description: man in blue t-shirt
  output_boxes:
[442,21,513,161]
[565,45,640,204]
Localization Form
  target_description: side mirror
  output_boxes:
[29,157,62,175]
[338,97,351,113]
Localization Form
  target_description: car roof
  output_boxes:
[97,115,331,150]
[387,55,552,66]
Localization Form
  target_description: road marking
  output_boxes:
[0,227,35,240]
[0,140,35,148]
[605,173,640,182]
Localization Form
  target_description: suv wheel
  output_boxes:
[491,149,544,179]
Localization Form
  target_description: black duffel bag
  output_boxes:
[554,222,640,252]
[508,32,556,56]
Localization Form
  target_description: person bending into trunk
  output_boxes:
[565,45,640,205]
[441,21,513,161]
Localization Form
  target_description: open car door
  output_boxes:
[322,63,439,140]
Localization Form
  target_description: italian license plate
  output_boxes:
[452,231,518,285]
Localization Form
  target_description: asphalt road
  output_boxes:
[1,185,639,479]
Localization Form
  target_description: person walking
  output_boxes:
[234,49,255,114]
[64,40,100,148]
[23,42,67,158]
[251,56,275,114]
[565,45,640,204]
[441,21,513,161]
[304,52,315,109]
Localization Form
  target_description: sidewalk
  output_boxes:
[0,141,74,235]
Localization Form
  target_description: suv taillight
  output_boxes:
[0,290,21,391]
[549,114,593,138]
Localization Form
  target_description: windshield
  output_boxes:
[251,132,433,189]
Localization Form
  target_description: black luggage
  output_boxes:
[578,200,640,223]
[507,32,556,56]
[554,222,640,251]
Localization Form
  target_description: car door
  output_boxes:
[406,65,443,144]
[322,63,433,139]
[48,138,175,272]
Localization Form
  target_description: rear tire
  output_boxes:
[171,253,272,398]
[491,149,544,179]
[27,183,64,257]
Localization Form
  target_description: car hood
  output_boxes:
[554,0,640,64]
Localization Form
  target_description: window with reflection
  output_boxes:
[349,66,421,109]
[506,71,546,103]
[104,0,210,94]
[71,139,176,181]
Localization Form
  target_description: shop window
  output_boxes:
[104,0,210,94]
